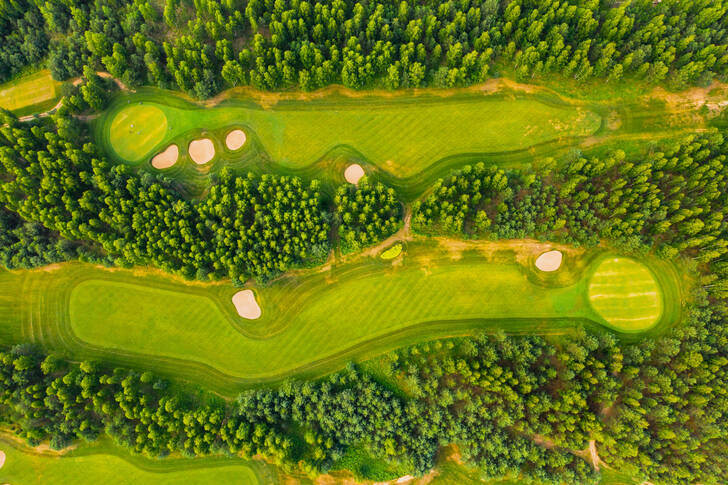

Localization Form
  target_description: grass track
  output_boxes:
[0,435,274,485]
[0,243,683,395]
[0,70,62,116]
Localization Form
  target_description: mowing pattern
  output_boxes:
[0,70,60,112]
[99,91,601,175]
[587,257,663,332]
[109,104,168,161]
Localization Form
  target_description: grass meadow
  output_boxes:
[0,70,62,115]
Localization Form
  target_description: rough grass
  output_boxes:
[0,70,61,114]
[0,245,681,394]
[108,103,168,160]
[587,257,663,332]
[0,436,268,485]
[99,89,601,175]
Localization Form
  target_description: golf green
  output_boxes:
[109,104,168,161]
[587,257,663,332]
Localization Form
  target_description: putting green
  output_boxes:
[587,257,663,332]
[109,104,168,161]
[0,245,680,393]
[0,437,267,485]
[98,89,601,174]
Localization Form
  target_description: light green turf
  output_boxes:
[0,437,271,485]
[109,104,168,160]
[0,70,62,114]
[0,245,679,394]
[587,257,663,332]
[100,90,601,175]
[380,243,403,260]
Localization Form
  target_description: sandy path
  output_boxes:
[225,129,246,150]
[535,250,562,271]
[232,290,261,319]
[189,138,215,164]
[151,144,179,169]
[344,164,365,184]
[588,440,606,471]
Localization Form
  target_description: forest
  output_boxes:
[2,0,727,97]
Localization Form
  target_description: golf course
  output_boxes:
[0,240,683,394]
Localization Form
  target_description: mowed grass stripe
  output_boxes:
[587,257,663,332]
[100,90,601,174]
[0,70,61,113]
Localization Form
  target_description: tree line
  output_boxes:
[2,0,728,97]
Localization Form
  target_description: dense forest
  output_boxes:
[2,0,728,97]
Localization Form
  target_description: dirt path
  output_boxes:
[361,205,412,258]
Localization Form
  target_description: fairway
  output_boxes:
[109,104,168,160]
[0,70,61,114]
[99,89,601,174]
[0,437,267,485]
[0,246,680,390]
[587,257,663,332]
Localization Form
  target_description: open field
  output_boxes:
[0,70,62,116]
[0,242,683,395]
[0,435,275,485]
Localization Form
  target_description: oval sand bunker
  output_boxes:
[189,138,215,165]
[151,144,179,169]
[232,290,261,319]
[344,164,365,184]
[535,250,563,272]
[226,129,247,150]
[0,450,5,469]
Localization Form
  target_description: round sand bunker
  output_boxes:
[0,450,5,469]
[226,129,247,150]
[189,138,215,165]
[344,164,365,184]
[232,290,261,319]
[535,250,563,272]
[151,144,179,169]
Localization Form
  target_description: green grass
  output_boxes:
[587,257,663,332]
[98,88,601,177]
[108,104,168,160]
[0,70,62,115]
[0,436,274,485]
[0,245,682,394]
[380,243,403,260]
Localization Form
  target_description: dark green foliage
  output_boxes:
[5,0,728,94]
[335,180,402,252]
[0,112,330,280]
[414,131,728,267]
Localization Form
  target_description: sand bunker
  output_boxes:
[535,250,563,272]
[188,138,215,165]
[0,450,5,469]
[232,290,261,319]
[150,144,179,169]
[225,129,247,150]
[344,164,365,184]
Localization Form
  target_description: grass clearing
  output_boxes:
[587,257,663,332]
[0,70,62,115]
[98,89,601,175]
[0,246,680,393]
[109,104,168,160]
[0,436,270,485]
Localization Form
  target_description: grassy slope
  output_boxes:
[0,243,683,394]
[0,70,62,115]
[0,435,276,485]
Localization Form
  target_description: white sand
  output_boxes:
[150,144,179,169]
[188,138,215,165]
[0,450,5,469]
[225,129,247,150]
[344,164,365,184]
[232,290,261,319]
[535,250,563,272]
